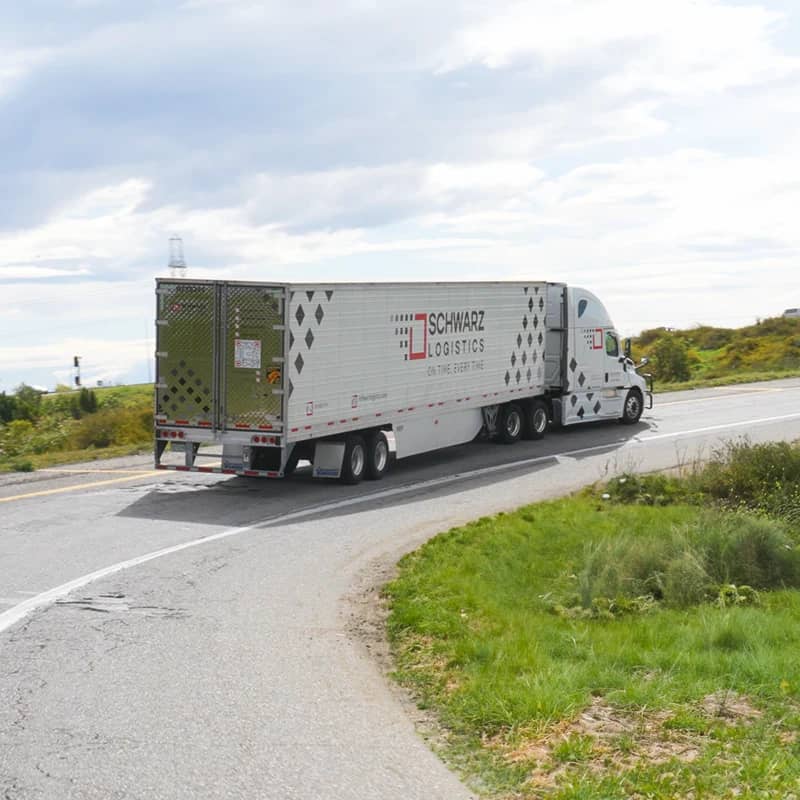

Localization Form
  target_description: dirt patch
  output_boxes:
[504,698,706,790]
[699,691,762,722]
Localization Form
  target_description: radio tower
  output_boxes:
[168,236,187,278]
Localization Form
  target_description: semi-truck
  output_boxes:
[154,280,652,482]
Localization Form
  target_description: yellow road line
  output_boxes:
[0,472,161,504]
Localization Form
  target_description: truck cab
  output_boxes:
[560,287,650,425]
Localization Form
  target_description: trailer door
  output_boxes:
[155,281,218,426]
[220,284,285,430]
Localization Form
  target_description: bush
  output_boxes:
[696,440,800,518]
[650,335,691,382]
[0,420,36,457]
[71,407,152,450]
[577,512,799,611]
[700,514,800,589]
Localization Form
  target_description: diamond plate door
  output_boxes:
[155,282,217,424]
[222,284,285,429]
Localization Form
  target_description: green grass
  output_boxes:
[0,441,152,473]
[652,368,800,393]
[385,493,800,797]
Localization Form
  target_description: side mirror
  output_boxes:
[624,338,632,358]
[639,357,649,366]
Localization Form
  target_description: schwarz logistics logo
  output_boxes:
[393,309,485,361]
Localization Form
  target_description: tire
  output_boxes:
[365,432,390,480]
[340,434,367,484]
[526,399,549,440]
[498,403,524,444]
[620,389,644,425]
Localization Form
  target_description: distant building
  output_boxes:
[783,308,800,318]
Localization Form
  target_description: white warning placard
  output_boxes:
[234,338,261,369]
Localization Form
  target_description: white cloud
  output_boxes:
[439,0,799,96]
[0,266,91,279]
[1,0,798,391]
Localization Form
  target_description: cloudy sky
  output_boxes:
[1,0,799,391]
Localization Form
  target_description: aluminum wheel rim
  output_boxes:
[374,440,388,472]
[533,408,547,433]
[506,411,521,439]
[626,395,641,418]
[351,445,365,476]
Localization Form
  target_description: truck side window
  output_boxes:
[605,331,619,357]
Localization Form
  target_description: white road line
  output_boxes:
[3,410,800,637]
[633,412,800,442]
[658,388,786,406]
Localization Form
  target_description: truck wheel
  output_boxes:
[341,435,367,484]
[526,399,549,440]
[621,389,643,425]
[365,433,389,480]
[498,403,523,444]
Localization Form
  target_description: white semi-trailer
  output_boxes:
[154,280,652,482]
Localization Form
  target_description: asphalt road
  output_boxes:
[1,379,800,799]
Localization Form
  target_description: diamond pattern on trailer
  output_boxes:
[289,289,336,377]
[506,286,546,387]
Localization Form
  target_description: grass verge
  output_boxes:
[652,368,800,393]
[0,442,153,473]
[385,444,800,798]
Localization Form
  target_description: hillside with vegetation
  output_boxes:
[0,384,152,472]
[633,315,800,387]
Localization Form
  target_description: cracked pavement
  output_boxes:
[1,380,800,798]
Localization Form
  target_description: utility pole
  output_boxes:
[168,236,187,278]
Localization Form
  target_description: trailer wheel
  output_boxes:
[620,389,644,425]
[498,403,524,444]
[365,432,389,480]
[526,399,549,440]
[341,435,367,484]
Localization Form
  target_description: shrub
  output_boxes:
[576,512,799,611]
[71,407,152,450]
[699,514,800,589]
[0,420,36,457]
[79,388,98,414]
[696,440,800,517]
[650,335,691,382]
[11,384,44,421]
